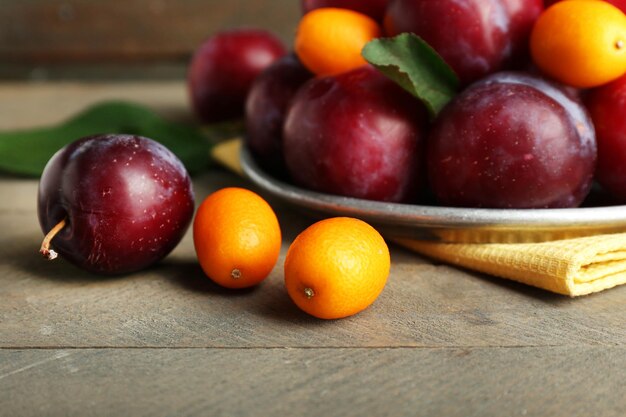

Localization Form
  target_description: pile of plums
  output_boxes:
[188,0,626,208]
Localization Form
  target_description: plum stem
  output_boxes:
[39,218,67,260]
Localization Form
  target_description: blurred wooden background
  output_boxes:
[0,0,300,79]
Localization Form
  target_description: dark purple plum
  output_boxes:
[384,0,543,85]
[301,0,390,22]
[38,134,195,274]
[586,74,626,202]
[245,53,312,176]
[188,28,286,123]
[283,65,428,203]
[427,72,596,208]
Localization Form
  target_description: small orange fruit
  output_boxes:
[193,187,281,289]
[294,7,382,76]
[530,0,626,88]
[284,217,390,319]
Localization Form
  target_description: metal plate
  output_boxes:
[240,146,626,243]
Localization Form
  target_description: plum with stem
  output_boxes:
[38,134,195,274]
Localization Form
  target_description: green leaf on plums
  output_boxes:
[362,33,460,118]
[0,101,224,177]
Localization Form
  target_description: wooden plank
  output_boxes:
[0,81,190,130]
[2,184,626,349]
[0,62,189,81]
[1,81,625,349]
[0,347,624,417]
[0,0,299,62]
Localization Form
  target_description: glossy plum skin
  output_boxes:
[384,0,543,85]
[301,0,389,21]
[427,72,596,208]
[245,54,312,176]
[38,134,195,274]
[283,65,427,203]
[586,75,626,202]
[188,29,286,123]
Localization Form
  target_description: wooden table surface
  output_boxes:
[1,82,625,417]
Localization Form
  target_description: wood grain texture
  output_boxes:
[0,0,299,62]
[0,81,190,130]
[0,1,299,78]
[2,174,625,348]
[1,347,624,417]
[1,81,625,416]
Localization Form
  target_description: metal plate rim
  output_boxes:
[240,146,626,242]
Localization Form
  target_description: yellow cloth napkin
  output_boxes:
[394,236,626,296]
[211,138,626,296]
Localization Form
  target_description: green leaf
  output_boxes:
[0,101,223,177]
[362,33,460,118]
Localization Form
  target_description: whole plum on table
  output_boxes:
[586,74,626,202]
[427,72,596,208]
[283,65,428,203]
[38,134,195,274]
[245,54,312,176]
[188,29,286,123]
[384,0,543,84]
